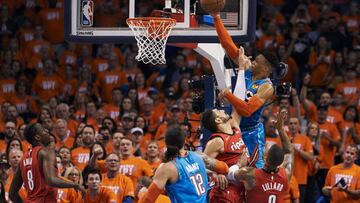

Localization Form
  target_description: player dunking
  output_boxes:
[139,126,228,203]
[211,11,284,168]
[9,123,85,203]
[228,110,295,203]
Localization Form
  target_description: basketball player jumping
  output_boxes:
[9,123,85,203]
[211,11,283,168]
[228,110,294,203]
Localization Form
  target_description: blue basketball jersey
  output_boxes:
[165,151,209,203]
[240,69,272,128]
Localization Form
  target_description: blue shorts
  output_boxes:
[241,123,265,168]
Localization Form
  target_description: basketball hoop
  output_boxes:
[127,17,176,65]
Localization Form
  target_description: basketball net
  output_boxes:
[127,17,176,65]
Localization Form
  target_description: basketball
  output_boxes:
[200,0,226,13]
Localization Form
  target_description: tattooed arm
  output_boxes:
[234,167,256,190]
[196,152,229,174]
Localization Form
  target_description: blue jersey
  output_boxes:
[240,69,272,168]
[165,151,209,203]
[240,69,272,128]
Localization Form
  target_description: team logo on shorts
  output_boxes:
[81,0,94,26]
[251,84,259,90]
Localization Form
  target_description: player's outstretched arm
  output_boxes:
[40,148,85,192]
[138,163,175,203]
[224,83,274,117]
[196,152,229,174]
[210,12,239,61]
[9,167,24,203]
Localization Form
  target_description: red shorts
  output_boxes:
[26,195,57,203]
[209,183,245,203]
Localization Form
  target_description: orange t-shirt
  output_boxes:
[60,50,77,66]
[101,173,135,202]
[308,50,335,87]
[324,164,360,203]
[71,146,90,171]
[96,69,128,102]
[334,81,360,104]
[265,135,282,152]
[32,74,64,102]
[0,78,16,100]
[9,95,36,114]
[342,15,360,33]
[318,122,341,169]
[120,156,154,191]
[256,34,285,51]
[55,134,75,150]
[84,187,116,203]
[339,122,360,146]
[283,175,300,203]
[59,188,83,203]
[36,7,65,43]
[103,103,120,120]
[292,134,313,185]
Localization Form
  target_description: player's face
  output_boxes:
[213,109,230,123]
[342,146,358,165]
[86,173,101,190]
[251,55,269,75]
[36,124,52,146]
[105,154,120,172]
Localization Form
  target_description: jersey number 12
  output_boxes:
[190,174,206,196]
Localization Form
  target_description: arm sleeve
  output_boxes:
[233,70,246,100]
[138,183,163,203]
[225,92,264,117]
[213,15,239,60]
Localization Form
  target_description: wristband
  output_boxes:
[227,165,240,182]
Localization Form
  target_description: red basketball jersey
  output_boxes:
[210,127,248,166]
[20,146,57,203]
[247,167,289,203]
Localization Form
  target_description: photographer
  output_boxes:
[322,145,360,203]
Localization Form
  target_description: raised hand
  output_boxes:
[218,87,231,101]
[274,109,287,130]
[303,74,310,86]
[237,47,252,70]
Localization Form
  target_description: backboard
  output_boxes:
[64,0,256,43]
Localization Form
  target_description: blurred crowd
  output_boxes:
[0,0,359,202]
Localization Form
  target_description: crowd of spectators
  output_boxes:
[0,0,359,202]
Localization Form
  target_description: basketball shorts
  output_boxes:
[209,183,245,203]
[241,123,265,168]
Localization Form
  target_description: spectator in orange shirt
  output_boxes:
[71,125,95,170]
[32,59,64,104]
[0,63,16,101]
[83,168,116,203]
[316,104,341,191]
[120,97,138,118]
[5,138,23,161]
[25,24,54,61]
[300,75,344,128]
[120,113,136,137]
[284,175,300,203]
[54,119,75,150]
[130,127,146,157]
[288,117,314,203]
[341,2,360,34]
[322,145,360,203]
[334,69,359,104]
[96,53,127,102]
[56,103,79,134]
[339,106,360,148]
[144,141,162,172]
[103,88,122,120]
[110,131,124,157]
[58,146,73,171]
[96,126,112,151]
[90,153,135,203]
[256,22,285,51]
[119,137,153,192]
[59,166,83,203]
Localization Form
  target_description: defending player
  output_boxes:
[211,12,285,168]
[228,110,294,203]
[201,50,250,202]
[139,126,227,203]
[9,123,85,203]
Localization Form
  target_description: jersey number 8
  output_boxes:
[190,174,205,196]
[27,170,34,191]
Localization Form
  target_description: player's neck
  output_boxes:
[253,71,268,80]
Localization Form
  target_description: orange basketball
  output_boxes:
[200,0,225,13]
